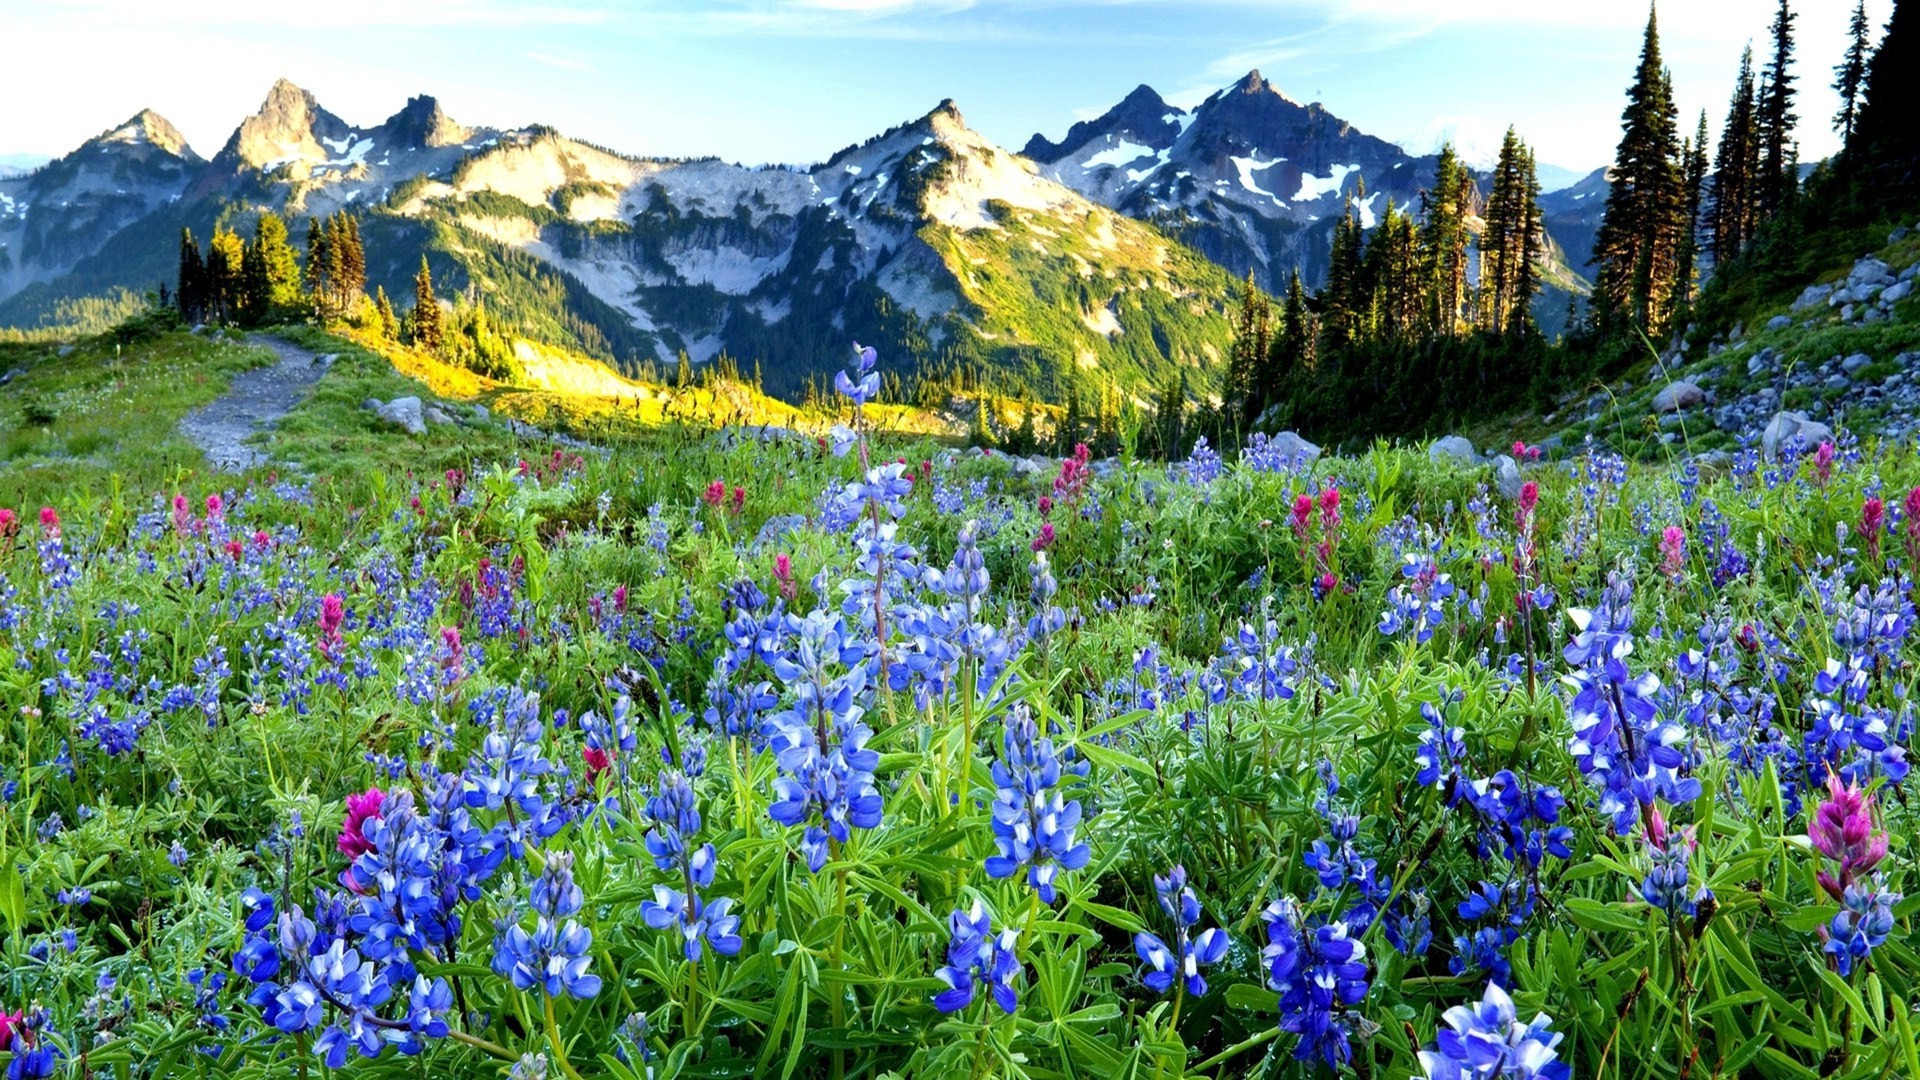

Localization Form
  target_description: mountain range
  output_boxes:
[0,75,1604,401]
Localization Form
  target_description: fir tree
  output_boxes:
[409,256,443,355]
[1711,45,1762,262]
[239,234,271,328]
[1323,202,1364,350]
[1418,144,1471,336]
[1482,127,1537,334]
[1227,272,1269,425]
[206,228,246,325]
[177,228,206,324]
[1834,0,1872,138]
[1673,112,1709,324]
[1847,0,1916,208]
[341,213,367,306]
[374,286,399,341]
[1755,0,1798,219]
[1591,5,1686,340]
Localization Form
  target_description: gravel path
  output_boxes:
[178,335,332,471]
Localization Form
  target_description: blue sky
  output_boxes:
[0,0,1878,178]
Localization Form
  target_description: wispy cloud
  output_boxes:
[525,51,597,72]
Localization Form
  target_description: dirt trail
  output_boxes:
[177,334,331,471]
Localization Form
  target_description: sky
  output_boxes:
[0,0,1885,180]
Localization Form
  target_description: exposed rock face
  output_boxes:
[380,95,471,149]
[216,78,354,171]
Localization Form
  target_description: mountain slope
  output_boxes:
[1025,71,1593,333]
[1,85,1236,403]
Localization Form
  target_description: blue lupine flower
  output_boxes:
[765,612,884,872]
[1263,898,1369,1068]
[1825,877,1900,976]
[985,707,1091,904]
[933,899,1023,1014]
[1134,865,1229,996]
[492,852,601,1000]
[1418,982,1571,1080]
[638,770,743,961]
[1415,694,1467,789]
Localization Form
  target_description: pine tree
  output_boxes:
[1591,5,1687,340]
[249,212,302,321]
[374,286,399,340]
[409,256,443,355]
[1673,112,1709,324]
[1482,127,1535,333]
[1366,201,1421,342]
[177,228,206,324]
[306,218,332,319]
[1323,203,1364,350]
[206,228,246,325]
[1711,45,1762,261]
[1419,144,1471,336]
[239,234,271,328]
[1512,148,1544,337]
[1755,0,1798,219]
[1847,0,1916,208]
[340,213,367,311]
[1227,272,1269,425]
[1834,0,1872,138]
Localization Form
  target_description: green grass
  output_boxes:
[0,330,272,507]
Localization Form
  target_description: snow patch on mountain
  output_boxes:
[1293,163,1361,202]
[1230,155,1288,209]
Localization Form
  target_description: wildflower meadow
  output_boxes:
[3,343,1919,1079]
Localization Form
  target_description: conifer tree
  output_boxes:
[1512,148,1544,337]
[177,228,206,324]
[306,218,332,318]
[1418,145,1471,336]
[1482,128,1537,334]
[409,256,443,355]
[1847,0,1916,207]
[239,234,271,328]
[1591,5,1686,339]
[1323,203,1364,350]
[207,228,246,325]
[1673,113,1709,323]
[374,286,399,341]
[1834,0,1872,139]
[341,214,367,304]
[1711,45,1761,261]
[1227,272,1269,425]
[1755,0,1798,219]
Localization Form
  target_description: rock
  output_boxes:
[1882,279,1913,305]
[1850,257,1894,287]
[56,345,74,358]
[1748,353,1772,377]
[1689,450,1733,468]
[424,405,458,427]
[1761,410,1834,460]
[1827,374,1852,390]
[1492,455,1523,500]
[0,369,14,386]
[1842,353,1873,375]
[1863,308,1887,324]
[315,353,338,367]
[1791,283,1834,310]
[1766,314,1793,331]
[361,398,384,413]
[470,404,491,423]
[1428,435,1478,464]
[1652,380,1706,413]
[1263,430,1322,468]
[1540,435,1564,455]
[1010,456,1049,478]
[1841,303,1857,321]
[1892,225,1912,244]
[374,396,427,435]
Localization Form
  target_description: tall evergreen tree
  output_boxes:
[1834,0,1872,139]
[1591,5,1686,340]
[1323,203,1364,351]
[1711,45,1761,261]
[1227,272,1270,425]
[206,228,246,325]
[374,286,399,341]
[177,228,206,324]
[1512,148,1544,337]
[1755,0,1798,218]
[1847,0,1916,207]
[1673,114,1710,325]
[306,218,332,318]
[409,256,443,355]
[1418,144,1471,336]
[1482,128,1535,333]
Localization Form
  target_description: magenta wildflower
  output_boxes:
[1809,772,1889,902]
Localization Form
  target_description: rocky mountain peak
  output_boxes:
[218,78,352,169]
[380,94,471,149]
[1021,83,1182,162]
[87,109,198,160]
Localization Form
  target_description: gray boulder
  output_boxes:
[424,405,458,427]
[1841,353,1873,376]
[1652,380,1706,413]
[1761,410,1834,461]
[1264,430,1322,468]
[374,396,427,436]
[1492,454,1524,500]
[1851,257,1894,287]
[1765,314,1793,331]
[1429,435,1478,464]
[1791,283,1834,310]
[1882,279,1913,306]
